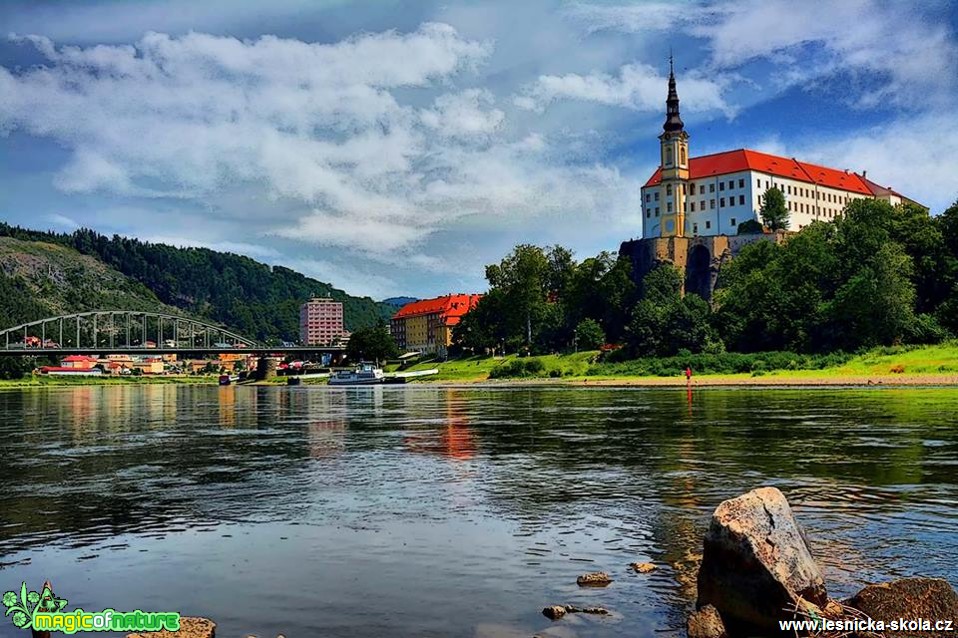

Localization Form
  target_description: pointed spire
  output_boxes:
[664,52,684,133]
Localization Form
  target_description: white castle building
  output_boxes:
[641,60,918,239]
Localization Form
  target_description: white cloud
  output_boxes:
[516,62,732,116]
[789,114,958,213]
[0,26,635,262]
[569,0,958,110]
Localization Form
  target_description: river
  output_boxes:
[0,385,955,637]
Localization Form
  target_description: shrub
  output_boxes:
[889,364,905,374]
[489,358,547,379]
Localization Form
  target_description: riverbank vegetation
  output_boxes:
[401,342,958,382]
[453,199,958,362]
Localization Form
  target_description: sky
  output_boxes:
[1,0,957,300]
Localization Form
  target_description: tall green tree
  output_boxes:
[346,323,399,364]
[760,186,789,231]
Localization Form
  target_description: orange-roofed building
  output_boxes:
[641,60,920,239]
[391,294,482,356]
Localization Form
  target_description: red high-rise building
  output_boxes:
[299,297,345,346]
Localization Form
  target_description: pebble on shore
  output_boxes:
[127,616,215,638]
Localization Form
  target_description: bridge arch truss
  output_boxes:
[0,311,258,352]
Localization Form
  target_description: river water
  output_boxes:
[0,385,955,637]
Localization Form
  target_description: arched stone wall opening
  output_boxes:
[685,244,713,301]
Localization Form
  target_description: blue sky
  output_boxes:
[1,0,957,299]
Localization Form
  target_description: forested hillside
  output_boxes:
[0,236,187,331]
[0,224,394,343]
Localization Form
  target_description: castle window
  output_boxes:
[690,183,696,195]
[701,199,705,209]
[666,184,672,196]
[709,183,715,193]
[646,211,650,218]
[739,195,745,205]
[655,192,659,201]
[666,146,673,165]
[730,217,737,227]
[655,207,659,216]
[728,180,734,190]
[690,202,696,212]
[756,178,761,187]
[667,202,673,212]
[645,194,651,203]
[710,199,715,209]
[720,197,725,207]
[739,179,745,189]
[766,180,770,189]
[705,221,711,229]
[680,147,687,164]
[693,223,698,234]
[719,182,725,191]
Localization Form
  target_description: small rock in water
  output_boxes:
[576,571,613,586]
[576,606,610,615]
[687,605,727,638]
[542,605,567,620]
[127,616,215,638]
[630,562,657,573]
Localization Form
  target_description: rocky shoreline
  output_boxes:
[124,488,956,638]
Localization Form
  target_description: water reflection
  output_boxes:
[0,386,955,638]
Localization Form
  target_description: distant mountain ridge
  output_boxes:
[381,296,419,308]
[0,223,395,343]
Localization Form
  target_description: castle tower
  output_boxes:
[658,56,690,237]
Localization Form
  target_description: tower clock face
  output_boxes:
[665,219,675,233]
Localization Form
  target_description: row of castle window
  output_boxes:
[756,178,852,204]
[644,194,746,218]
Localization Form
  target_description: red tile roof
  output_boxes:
[643,148,873,195]
[62,355,98,362]
[393,294,482,325]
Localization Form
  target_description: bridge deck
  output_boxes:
[0,346,345,357]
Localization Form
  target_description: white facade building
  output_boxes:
[641,65,918,240]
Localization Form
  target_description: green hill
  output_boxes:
[0,237,188,331]
[0,224,395,343]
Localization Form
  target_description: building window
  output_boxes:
[739,178,745,189]
[705,220,711,229]
[739,195,745,205]
[655,191,659,201]
[728,180,734,190]
[719,182,725,191]
[720,197,725,207]
[730,217,736,227]
[756,178,761,187]
[645,211,650,218]
[666,184,672,196]
[680,147,687,164]
[766,180,770,189]
[700,199,705,209]
[709,183,715,193]
[655,207,659,216]
[665,146,673,165]
[667,202,673,212]
[690,202,696,212]
[645,194,650,203]
[690,183,696,195]
[693,223,698,234]
[710,199,715,209]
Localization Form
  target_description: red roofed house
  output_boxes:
[391,294,482,356]
[641,59,919,240]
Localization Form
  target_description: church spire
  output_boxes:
[663,53,684,133]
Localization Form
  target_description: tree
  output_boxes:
[626,265,714,356]
[346,323,399,364]
[737,219,764,234]
[574,318,605,350]
[484,244,554,348]
[760,187,789,231]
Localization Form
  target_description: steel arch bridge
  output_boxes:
[0,311,258,354]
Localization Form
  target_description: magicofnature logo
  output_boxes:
[2,581,67,630]
[3,582,180,634]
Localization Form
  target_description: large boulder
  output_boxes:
[696,487,826,633]
[848,577,958,638]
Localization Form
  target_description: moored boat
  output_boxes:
[328,363,385,386]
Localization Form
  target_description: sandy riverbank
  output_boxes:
[414,373,958,388]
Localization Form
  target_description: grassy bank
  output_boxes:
[401,342,958,385]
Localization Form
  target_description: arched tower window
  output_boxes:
[680,146,687,165]
[665,146,673,166]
